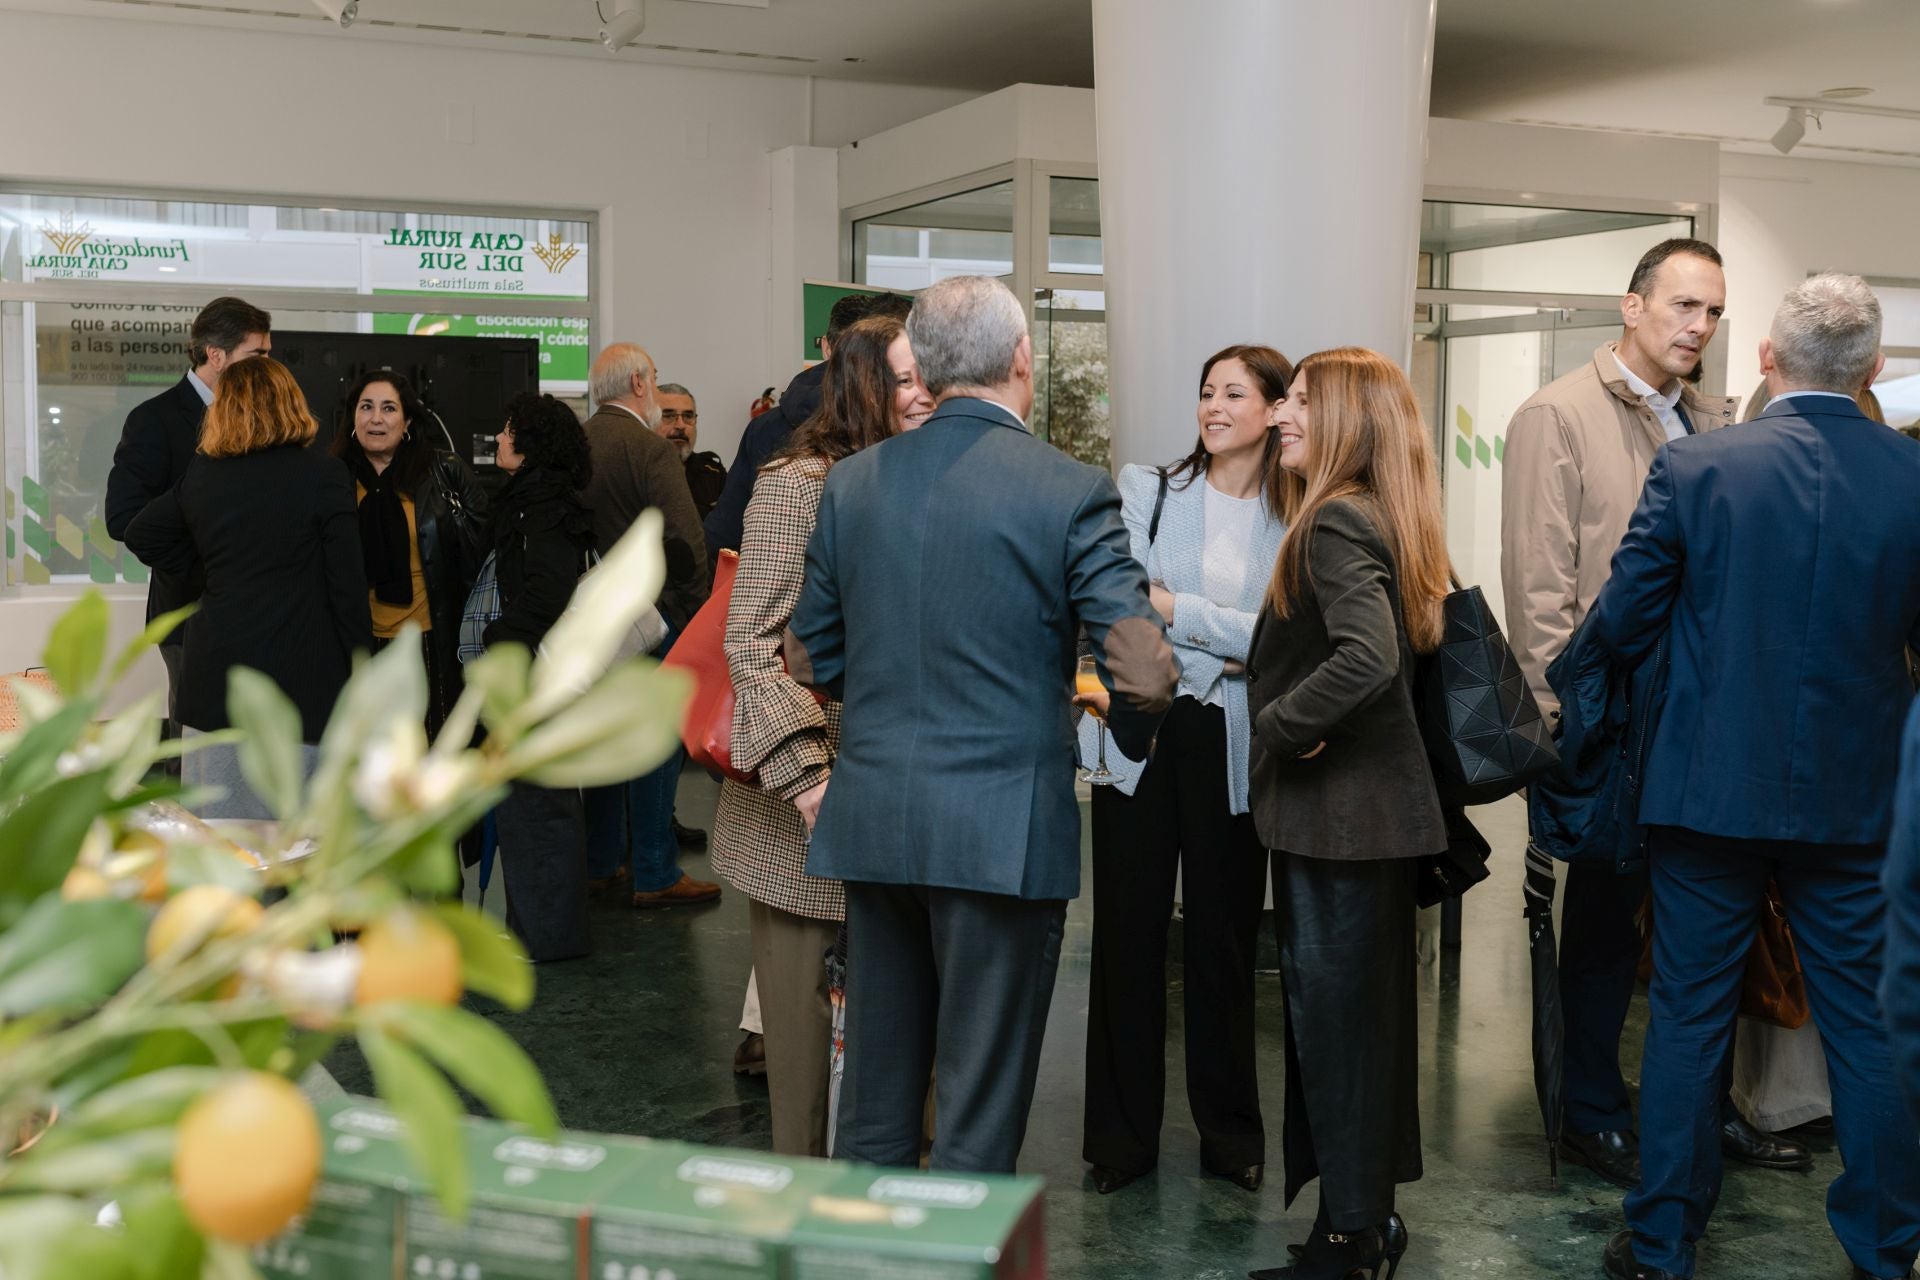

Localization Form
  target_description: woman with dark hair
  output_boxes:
[1073,343,1292,1196]
[709,313,933,1155]
[483,392,597,962]
[332,370,486,737]
[1245,347,1452,1280]
[125,357,371,818]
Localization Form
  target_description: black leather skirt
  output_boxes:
[1273,849,1423,1228]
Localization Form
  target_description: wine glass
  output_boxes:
[1075,655,1119,785]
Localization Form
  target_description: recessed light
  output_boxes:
[1819,86,1874,100]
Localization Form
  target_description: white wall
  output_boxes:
[1717,152,1920,403]
[0,7,971,679]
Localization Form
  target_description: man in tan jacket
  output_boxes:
[1502,239,1808,1189]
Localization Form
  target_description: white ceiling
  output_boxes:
[11,0,1920,162]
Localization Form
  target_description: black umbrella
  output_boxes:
[1523,839,1565,1186]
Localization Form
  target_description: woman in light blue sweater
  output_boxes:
[1077,343,1291,1195]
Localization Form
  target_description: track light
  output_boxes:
[309,0,358,26]
[600,0,646,50]
[1771,105,1814,154]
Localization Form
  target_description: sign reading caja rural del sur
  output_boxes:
[26,214,191,281]
[372,227,586,297]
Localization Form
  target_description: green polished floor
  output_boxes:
[327,782,1860,1279]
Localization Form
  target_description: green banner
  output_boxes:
[802,281,899,362]
[370,312,590,385]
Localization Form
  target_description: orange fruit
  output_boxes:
[173,1072,320,1243]
[61,865,112,901]
[354,909,462,1007]
[146,886,264,1001]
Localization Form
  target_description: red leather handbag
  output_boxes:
[661,549,756,783]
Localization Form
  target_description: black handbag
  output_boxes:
[1415,578,1559,807]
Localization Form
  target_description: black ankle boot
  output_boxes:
[1284,1213,1407,1274]
[1249,1222,1393,1280]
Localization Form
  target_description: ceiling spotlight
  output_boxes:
[309,0,357,26]
[600,0,646,50]
[1771,105,1818,154]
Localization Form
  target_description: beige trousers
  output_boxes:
[747,898,838,1157]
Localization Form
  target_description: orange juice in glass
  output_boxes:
[1075,655,1118,784]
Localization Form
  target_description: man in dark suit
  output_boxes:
[1588,274,1920,1280]
[579,342,718,908]
[785,275,1178,1174]
[1888,700,1920,1128]
[105,296,272,722]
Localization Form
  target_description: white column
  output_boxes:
[766,144,840,385]
[1092,0,1438,468]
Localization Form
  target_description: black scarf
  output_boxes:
[348,450,414,607]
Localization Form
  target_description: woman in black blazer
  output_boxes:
[482,392,598,962]
[1244,348,1451,1280]
[126,357,372,818]
[332,369,486,739]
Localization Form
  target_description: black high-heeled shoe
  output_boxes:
[1284,1213,1407,1274]
[1249,1220,1399,1280]
[1088,1164,1144,1195]
[1204,1160,1264,1192]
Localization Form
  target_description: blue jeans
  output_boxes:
[583,625,685,893]
[1625,826,1920,1278]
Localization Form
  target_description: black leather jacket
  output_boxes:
[407,450,489,703]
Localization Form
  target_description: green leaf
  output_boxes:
[358,1026,469,1220]
[307,637,428,826]
[507,661,691,788]
[55,1067,221,1144]
[121,1018,288,1079]
[0,770,114,926]
[42,590,110,698]
[0,1127,176,1193]
[153,729,245,761]
[460,644,532,738]
[524,508,667,724]
[0,895,147,1016]
[226,668,306,820]
[378,1002,557,1135]
[430,903,533,1010]
[428,684,485,764]
[388,830,461,896]
[163,841,261,896]
[0,1195,93,1280]
[0,701,93,807]
[110,604,197,681]
[35,1219,144,1280]
[118,1183,208,1280]
[91,691,167,797]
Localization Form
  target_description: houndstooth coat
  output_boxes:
[710,454,846,922]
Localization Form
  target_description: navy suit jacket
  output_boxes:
[785,397,1177,901]
[1886,698,1920,1121]
[1588,393,1920,844]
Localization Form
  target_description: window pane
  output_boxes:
[1421,201,1692,296]
[1033,288,1109,470]
[1046,177,1102,277]
[854,181,1014,287]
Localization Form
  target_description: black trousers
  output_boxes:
[495,780,592,963]
[1274,850,1422,1230]
[1084,697,1267,1174]
[1559,858,1651,1134]
[837,880,1066,1174]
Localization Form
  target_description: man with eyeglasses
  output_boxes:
[655,382,727,520]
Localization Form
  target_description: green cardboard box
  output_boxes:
[255,1099,415,1280]
[588,1144,844,1280]
[785,1168,1046,1280]
[402,1119,657,1280]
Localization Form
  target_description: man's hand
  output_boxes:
[1073,689,1112,718]
[794,776,829,833]
[1149,583,1175,625]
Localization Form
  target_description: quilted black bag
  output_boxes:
[1415,579,1559,806]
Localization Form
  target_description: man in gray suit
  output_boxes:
[786,275,1178,1173]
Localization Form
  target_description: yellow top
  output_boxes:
[357,485,432,638]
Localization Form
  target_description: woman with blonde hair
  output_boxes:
[126,357,372,818]
[1244,347,1450,1280]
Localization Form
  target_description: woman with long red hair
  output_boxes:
[1244,347,1451,1280]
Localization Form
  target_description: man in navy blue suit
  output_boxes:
[785,275,1177,1173]
[1888,700,1920,1129]
[1589,274,1920,1280]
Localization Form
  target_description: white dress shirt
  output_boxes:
[1613,353,1688,441]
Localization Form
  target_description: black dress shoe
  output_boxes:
[1721,1115,1814,1170]
[1089,1164,1144,1195]
[1204,1161,1263,1192]
[672,815,708,850]
[1603,1229,1681,1280]
[1559,1129,1642,1190]
[1853,1267,1915,1279]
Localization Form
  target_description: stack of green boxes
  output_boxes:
[256,1098,1044,1280]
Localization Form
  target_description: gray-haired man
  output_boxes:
[653,381,727,520]
[784,276,1178,1172]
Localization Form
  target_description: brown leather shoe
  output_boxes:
[587,866,630,900]
[631,873,721,908]
[733,1032,766,1076]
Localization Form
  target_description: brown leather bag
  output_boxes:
[1741,882,1811,1030]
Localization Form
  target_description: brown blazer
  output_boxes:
[579,404,710,629]
[709,455,845,922]
[1246,498,1445,862]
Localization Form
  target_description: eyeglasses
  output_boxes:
[660,409,698,425]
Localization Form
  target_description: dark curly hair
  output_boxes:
[503,393,592,489]
[332,369,433,491]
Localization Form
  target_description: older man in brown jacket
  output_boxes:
[580,342,719,908]
[1502,239,1812,1191]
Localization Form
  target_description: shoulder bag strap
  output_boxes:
[1146,466,1170,546]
